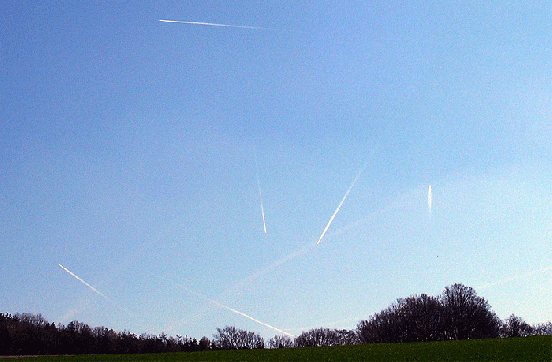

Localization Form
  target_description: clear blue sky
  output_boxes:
[1,1,551,340]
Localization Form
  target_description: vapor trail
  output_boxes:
[316,163,368,245]
[58,264,134,317]
[428,185,432,214]
[259,192,267,234]
[159,19,277,31]
[170,280,295,337]
[254,147,267,234]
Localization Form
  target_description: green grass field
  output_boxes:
[10,336,551,361]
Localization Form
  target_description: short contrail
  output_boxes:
[254,147,267,234]
[159,19,277,31]
[428,185,432,214]
[316,163,367,245]
[58,264,134,317]
[169,280,295,337]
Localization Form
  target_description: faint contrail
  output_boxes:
[232,242,316,294]
[159,19,277,31]
[58,264,134,317]
[254,147,267,234]
[428,185,432,214]
[477,266,552,291]
[316,163,368,245]
[169,280,295,337]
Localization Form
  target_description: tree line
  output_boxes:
[2,284,551,355]
[0,313,213,356]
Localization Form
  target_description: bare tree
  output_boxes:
[358,285,501,343]
[295,328,326,347]
[358,306,400,344]
[212,326,264,350]
[500,314,534,338]
[396,294,445,342]
[358,294,445,344]
[333,329,360,345]
[533,322,552,336]
[198,336,211,350]
[295,328,358,347]
[268,334,295,349]
[440,283,501,340]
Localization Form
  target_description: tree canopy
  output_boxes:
[358,283,501,343]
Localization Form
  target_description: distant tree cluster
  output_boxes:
[294,328,360,347]
[0,313,209,356]
[357,284,502,343]
[211,326,264,350]
[2,283,551,356]
[267,334,295,349]
[500,314,552,338]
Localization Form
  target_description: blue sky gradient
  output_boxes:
[1,1,551,339]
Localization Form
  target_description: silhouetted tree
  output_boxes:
[0,315,13,355]
[358,294,445,344]
[358,305,399,343]
[500,314,533,338]
[440,284,500,340]
[295,328,326,347]
[212,326,264,350]
[333,329,360,345]
[295,328,358,347]
[533,322,552,336]
[358,284,501,343]
[198,336,211,350]
[0,312,214,355]
[396,294,445,342]
[268,334,295,349]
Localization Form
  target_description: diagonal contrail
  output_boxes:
[58,264,134,317]
[159,19,278,31]
[254,147,267,234]
[316,163,368,245]
[168,279,295,337]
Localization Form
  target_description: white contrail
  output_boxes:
[428,185,432,214]
[316,163,367,245]
[58,264,134,317]
[260,195,267,234]
[159,19,277,31]
[59,264,109,299]
[169,280,294,337]
[254,147,267,234]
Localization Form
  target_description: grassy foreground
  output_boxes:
[10,336,551,361]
